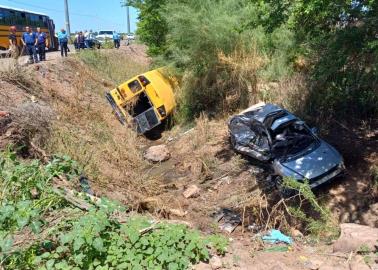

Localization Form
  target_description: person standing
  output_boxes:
[57,28,69,57]
[36,27,49,61]
[84,30,89,48]
[75,31,85,51]
[8,26,19,59]
[21,26,38,64]
[112,32,120,49]
[73,31,79,50]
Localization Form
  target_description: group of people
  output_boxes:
[73,30,96,50]
[8,27,125,63]
[8,25,49,63]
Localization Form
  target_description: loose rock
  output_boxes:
[144,144,170,162]
[183,185,200,198]
[290,228,304,238]
[209,256,222,270]
[169,208,187,217]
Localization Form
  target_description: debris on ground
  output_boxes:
[290,228,304,238]
[169,208,188,217]
[183,184,201,198]
[0,111,9,117]
[300,256,324,270]
[79,176,94,195]
[212,208,241,233]
[209,255,223,269]
[333,223,378,253]
[262,229,293,245]
[144,144,171,162]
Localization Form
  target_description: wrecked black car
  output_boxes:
[229,103,345,190]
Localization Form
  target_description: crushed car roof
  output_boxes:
[243,103,299,130]
[251,104,283,123]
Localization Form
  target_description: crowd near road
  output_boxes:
[6,25,129,63]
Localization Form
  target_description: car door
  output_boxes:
[250,122,271,161]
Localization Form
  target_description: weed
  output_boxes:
[358,244,371,255]
[192,113,211,150]
[283,178,339,239]
[206,234,229,256]
[0,151,229,269]
[363,255,372,264]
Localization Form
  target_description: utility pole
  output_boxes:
[126,5,131,34]
[64,0,71,36]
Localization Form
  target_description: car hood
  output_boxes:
[280,141,342,179]
[97,35,112,39]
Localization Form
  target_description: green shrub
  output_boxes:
[0,150,228,270]
[283,177,339,239]
[159,0,295,121]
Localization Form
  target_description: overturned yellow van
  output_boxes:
[105,69,176,134]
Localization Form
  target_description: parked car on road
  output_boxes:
[126,33,135,40]
[229,103,345,192]
[96,30,115,45]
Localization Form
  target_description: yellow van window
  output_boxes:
[128,80,142,93]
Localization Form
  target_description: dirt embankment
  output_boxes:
[0,45,377,270]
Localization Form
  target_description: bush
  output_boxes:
[161,0,295,121]
[0,150,228,270]
[283,178,339,239]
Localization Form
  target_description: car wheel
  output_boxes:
[274,176,296,198]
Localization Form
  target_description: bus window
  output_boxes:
[0,9,5,22]
[14,11,23,26]
[42,16,48,27]
[29,14,39,27]
[128,80,143,93]
[0,9,10,24]
[20,12,26,26]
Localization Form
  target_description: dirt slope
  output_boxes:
[0,44,377,270]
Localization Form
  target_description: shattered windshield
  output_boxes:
[270,121,317,160]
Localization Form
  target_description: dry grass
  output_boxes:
[218,44,266,106]
[0,62,43,96]
[191,113,211,149]
[76,49,148,86]
[257,73,310,116]
[34,52,151,203]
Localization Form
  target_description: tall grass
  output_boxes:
[161,0,295,121]
[77,50,148,85]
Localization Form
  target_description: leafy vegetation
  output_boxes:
[126,0,168,56]
[0,150,228,269]
[128,0,377,124]
[283,178,338,239]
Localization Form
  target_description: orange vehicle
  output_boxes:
[0,5,58,51]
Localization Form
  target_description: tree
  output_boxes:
[124,0,168,56]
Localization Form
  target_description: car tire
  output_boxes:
[274,176,296,198]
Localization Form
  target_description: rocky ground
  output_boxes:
[0,43,377,270]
